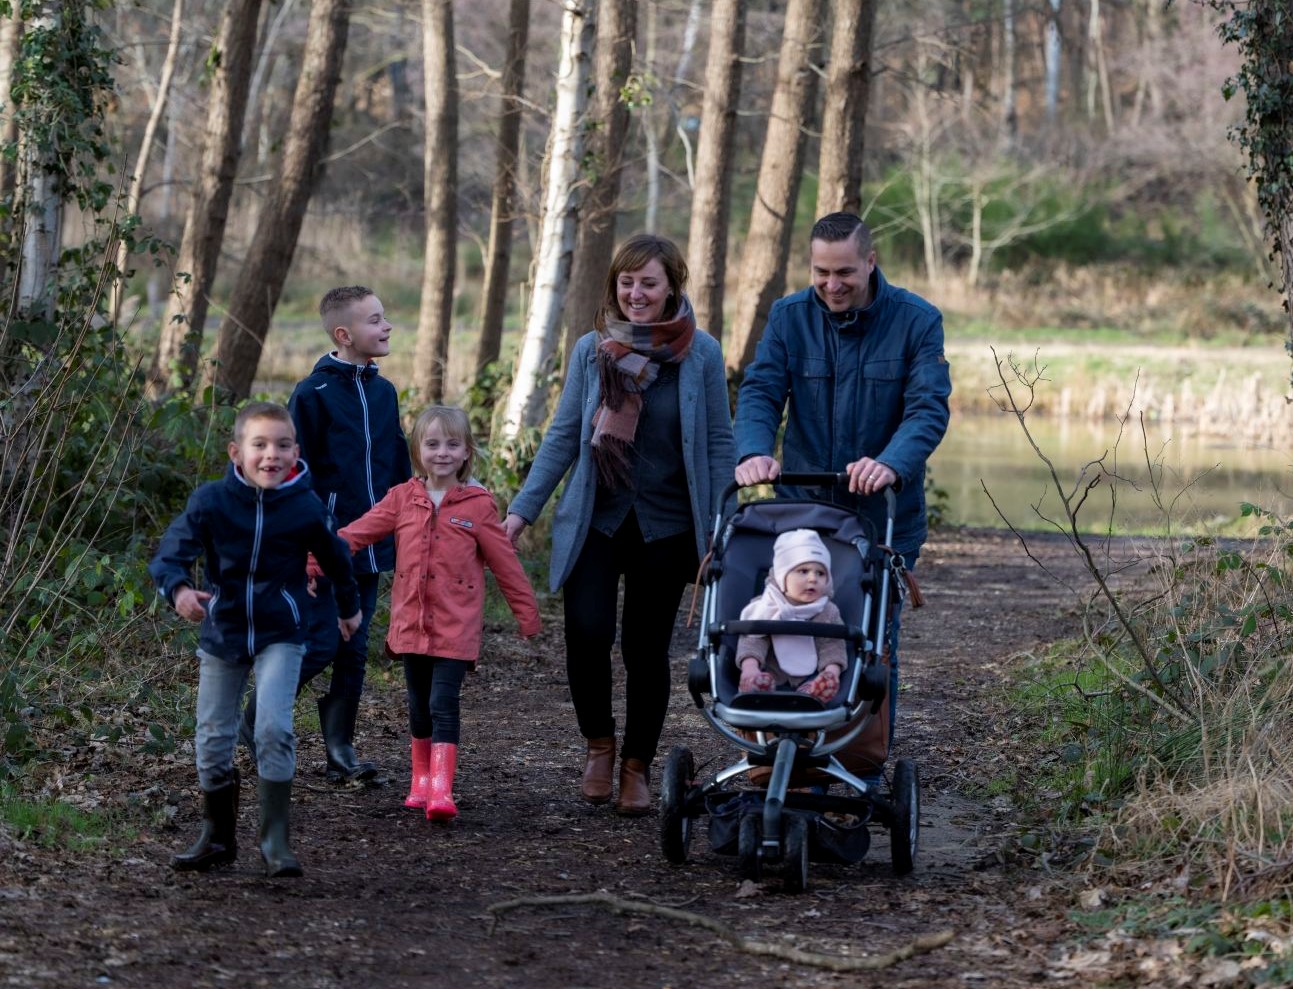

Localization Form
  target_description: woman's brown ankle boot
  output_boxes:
[581,737,615,804]
[615,757,651,816]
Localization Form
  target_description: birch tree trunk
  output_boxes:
[727,0,823,373]
[148,0,261,398]
[414,0,458,403]
[562,0,635,361]
[500,0,592,438]
[0,12,22,210]
[476,0,529,375]
[816,0,877,218]
[211,0,350,400]
[687,0,744,340]
[16,1,63,323]
[109,0,183,327]
[1044,0,1062,128]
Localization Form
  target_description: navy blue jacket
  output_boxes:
[289,354,412,574]
[734,268,952,557]
[149,462,360,663]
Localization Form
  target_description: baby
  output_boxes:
[736,528,847,702]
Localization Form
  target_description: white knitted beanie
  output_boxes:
[771,529,833,594]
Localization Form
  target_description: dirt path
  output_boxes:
[0,528,1115,988]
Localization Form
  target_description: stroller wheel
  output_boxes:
[660,746,695,864]
[737,812,762,881]
[782,814,809,893]
[890,758,920,875]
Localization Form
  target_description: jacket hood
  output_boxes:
[227,459,313,500]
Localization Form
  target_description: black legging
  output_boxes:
[402,656,470,743]
[561,515,697,766]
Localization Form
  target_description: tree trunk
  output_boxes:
[642,0,702,236]
[1044,0,1062,128]
[211,0,350,401]
[0,11,23,209]
[16,2,63,323]
[500,0,593,438]
[476,0,529,375]
[687,0,744,340]
[414,0,458,403]
[148,0,261,398]
[110,0,183,327]
[727,0,823,373]
[816,0,876,217]
[1001,0,1016,142]
[562,0,635,361]
[242,0,298,166]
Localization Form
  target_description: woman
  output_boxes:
[504,234,736,815]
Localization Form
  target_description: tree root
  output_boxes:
[485,891,955,972]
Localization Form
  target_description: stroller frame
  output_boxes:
[661,473,920,889]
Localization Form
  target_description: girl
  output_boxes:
[329,406,541,820]
[503,234,736,816]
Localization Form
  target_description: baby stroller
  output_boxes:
[660,474,919,890]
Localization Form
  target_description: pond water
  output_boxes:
[930,412,1293,534]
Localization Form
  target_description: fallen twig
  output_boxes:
[485,891,955,972]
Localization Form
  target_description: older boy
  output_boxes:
[241,286,412,781]
[150,402,361,877]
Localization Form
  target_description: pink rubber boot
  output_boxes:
[404,737,432,809]
[424,743,459,821]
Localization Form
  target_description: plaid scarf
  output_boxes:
[591,295,697,489]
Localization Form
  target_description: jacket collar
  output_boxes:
[809,266,890,334]
[318,352,380,380]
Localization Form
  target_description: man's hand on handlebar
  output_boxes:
[734,456,780,487]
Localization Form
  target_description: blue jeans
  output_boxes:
[298,572,380,700]
[886,552,917,751]
[196,642,304,788]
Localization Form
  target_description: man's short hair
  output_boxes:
[810,213,873,255]
[233,401,295,442]
[319,285,374,333]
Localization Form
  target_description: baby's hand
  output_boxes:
[739,661,775,693]
[798,665,841,702]
[173,586,211,623]
[338,611,362,642]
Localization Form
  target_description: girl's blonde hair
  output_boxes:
[409,405,476,482]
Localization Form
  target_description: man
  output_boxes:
[733,211,951,752]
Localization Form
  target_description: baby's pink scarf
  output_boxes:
[740,580,830,676]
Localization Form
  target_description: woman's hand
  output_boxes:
[503,513,528,547]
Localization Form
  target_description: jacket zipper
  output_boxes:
[246,489,265,656]
[354,366,379,572]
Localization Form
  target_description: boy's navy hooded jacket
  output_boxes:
[149,461,360,664]
[289,355,412,575]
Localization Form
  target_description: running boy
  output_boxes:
[149,402,361,878]
[325,406,541,820]
[241,286,412,781]
[736,528,846,702]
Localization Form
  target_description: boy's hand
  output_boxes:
[738,659,774,693]
[798,665,841,702]
[173,586,212,623]
[306,576,318,598]
[338,611,362,641]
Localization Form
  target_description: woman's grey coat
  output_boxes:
[508,329,737,593]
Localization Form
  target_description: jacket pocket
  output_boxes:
[788,354,832,419]
[279,587,302,627]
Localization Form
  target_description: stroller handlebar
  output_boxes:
[718,474,898,520]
